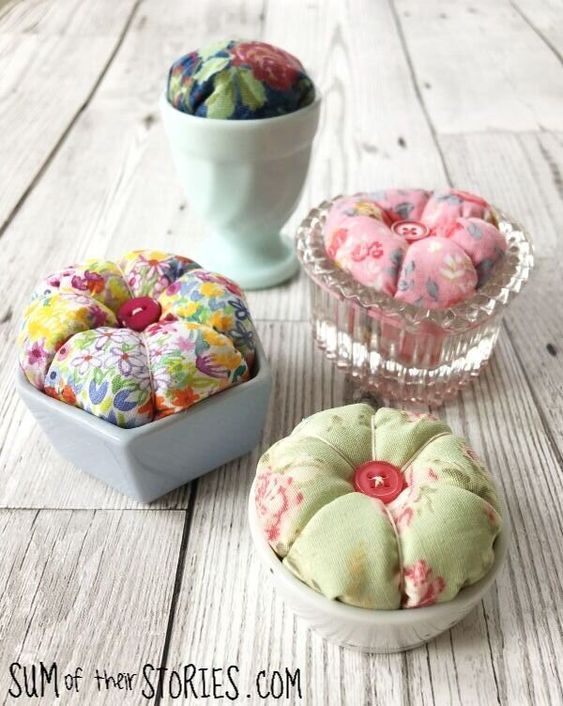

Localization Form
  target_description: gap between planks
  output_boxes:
[0,0,142,239]
[508,0,563,65]
[388,0,563,474]
[154,479,199,706]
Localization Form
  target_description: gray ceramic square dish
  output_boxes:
[16,338,272,503]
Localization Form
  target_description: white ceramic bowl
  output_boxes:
[160,94,321,290]
[16,339,271,503]
[248,479,508,653]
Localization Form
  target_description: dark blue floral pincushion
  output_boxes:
[167,39,315,120]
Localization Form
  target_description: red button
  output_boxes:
[117,297,162,332]
[392,220,429,242]
[353,461,405,503]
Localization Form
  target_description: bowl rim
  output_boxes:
[295,194,534,333]
[160,91,322,128]
[16,334,270,441]
[248,477,508,625]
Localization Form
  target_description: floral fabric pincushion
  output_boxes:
[18,251,256,428]
[324,188,507,309]
[167,39,315,120]
[254,404,502,609]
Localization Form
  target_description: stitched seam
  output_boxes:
[282,487,355,561]
[370,415,405,601]
[278,431,357,556]
[381,502,404,600]
[301,433,356,472]
[389,430,451,602]
[38,291,116,320]
[139,331,157,422]
[117,259,156,420]
[115,261,136,300]
[400,431,451,472]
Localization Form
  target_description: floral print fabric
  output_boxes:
[254,405,502,610]
[167,40,315,120]
[19,250,256,428]
[324,188,507,309]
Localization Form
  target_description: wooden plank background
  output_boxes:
[0,0,562,704]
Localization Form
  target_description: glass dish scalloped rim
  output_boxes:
[296,195,534,333]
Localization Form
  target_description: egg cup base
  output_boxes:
[192,231,299,290]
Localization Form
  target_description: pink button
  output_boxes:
[353,461,405,504]
[392,220,429,242]
[117,297,161,332]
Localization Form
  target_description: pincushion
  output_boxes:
[254,404,502,609]
[324,188,507,309]
[167,40,315,120]
[18,251,256,428]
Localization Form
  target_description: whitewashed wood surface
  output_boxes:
[0,0,562,704]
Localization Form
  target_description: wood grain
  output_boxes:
[439,131,563,460]
[0,0,137,35]
[505,259,563,453]
[0,0,267,510]
[510,0,563,63]
[0,0,139,233]
[439,131,563,255]
[0,0,562,703]
[394,0,563,133]
[160,324,563,706]
[441,336,563,706]
[0,509,185,705]
[246,0,451,323]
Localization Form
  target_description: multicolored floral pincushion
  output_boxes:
[324,188,507,309]
[18,251,256,428]
[254,404,503,609]
[167,40,315,120]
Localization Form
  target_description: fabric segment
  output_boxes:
[158,269,255,366]
[395,237,478,309]
[44,327,152,428]
[31,259,131,313]
[284,493,402,609]
[328,217,407,296]
[119,250,200,299]
[398,485,500,607]
[19,293,116,389]
[145,320,249,419]
[368,188,431,223]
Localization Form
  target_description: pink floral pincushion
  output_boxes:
[324,188,507,309]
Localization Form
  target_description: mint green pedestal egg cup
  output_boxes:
[160,94,321,290]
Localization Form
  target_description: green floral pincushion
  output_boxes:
[254,405,503,609]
